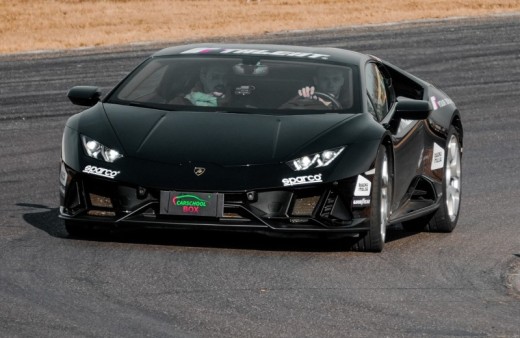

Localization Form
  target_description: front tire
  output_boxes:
[428,127,462,232]
[352,144,392,252]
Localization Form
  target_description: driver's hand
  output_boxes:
[298,86,317,99]
[297,86,331,106]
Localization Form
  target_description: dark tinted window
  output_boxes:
[107,56,361,114]
[365,62,389,120]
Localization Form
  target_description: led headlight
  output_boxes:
[287,146,344,171]
[81,135,123,163]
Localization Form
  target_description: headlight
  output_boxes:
[81,135,123,163]
[287,146,344,171]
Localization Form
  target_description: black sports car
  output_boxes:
[59,43,463,252]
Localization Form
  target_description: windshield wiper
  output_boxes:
[127,101,179,111]
[128,101,152,108]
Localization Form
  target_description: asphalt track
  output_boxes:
[1,14,520,337]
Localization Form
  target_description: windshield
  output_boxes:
[106,56,361,114]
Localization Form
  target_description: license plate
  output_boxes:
[160,191,223,217]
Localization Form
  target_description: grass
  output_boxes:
[1,0,520,54]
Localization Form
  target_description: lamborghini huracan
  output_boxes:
[59,43,463,252]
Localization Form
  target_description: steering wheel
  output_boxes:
[312,91,342,109]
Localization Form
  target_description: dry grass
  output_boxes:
[1,0,519,54]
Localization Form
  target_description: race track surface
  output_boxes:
[1,15,519,337]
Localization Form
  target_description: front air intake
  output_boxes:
[291,195,320,216]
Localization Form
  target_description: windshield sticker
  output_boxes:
[180,47,220,54]
[354,175,371,196]
[83,165,120,179]
[181,47,330,60]
[282,174,323,186]
[234,85,256,96]
[431,142,445,170]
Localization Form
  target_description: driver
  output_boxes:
[171,64,230,107]
[297,67,345,107]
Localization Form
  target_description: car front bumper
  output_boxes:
[59,162,372,236]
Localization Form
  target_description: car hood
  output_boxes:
[102,103,358,166]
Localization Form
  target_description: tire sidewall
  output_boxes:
[430,126,462,232]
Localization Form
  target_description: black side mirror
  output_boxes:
[394,98,432,120]
[67,86,101,107]
[385,98,432,132]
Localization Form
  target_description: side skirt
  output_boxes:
[389,197,440,224]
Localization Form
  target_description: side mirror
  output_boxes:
[394,98,432,120]
[67,86,101,106]
[385,98,432,132]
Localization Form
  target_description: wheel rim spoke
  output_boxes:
[445,135,461,221]
[380,152,389,242]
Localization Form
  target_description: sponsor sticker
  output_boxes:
[163,192,222,217]
[83,165,120,179]
[235,85,256,96]
[431,142,445,170]
[354,175,371,197]
[172,194,208,214]
[282,174,323,187]
[430,96,439,110]
[430,96,454,110]
[181,47,330,60]
[353,197,371,207]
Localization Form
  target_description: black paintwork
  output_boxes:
[60,43,462,237]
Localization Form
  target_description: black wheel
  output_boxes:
[352,144,392,252]
[428,126,462,232]
[402,126,462,232]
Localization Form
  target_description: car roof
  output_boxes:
[152,43,371,66]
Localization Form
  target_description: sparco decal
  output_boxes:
[83,165,120,179]
[282,174,323,186]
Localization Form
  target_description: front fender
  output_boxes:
[326,138,382,181]
[62,102,125,171]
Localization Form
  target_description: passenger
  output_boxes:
[171,64,231,107]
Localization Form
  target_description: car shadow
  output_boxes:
[21,203,417,253]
